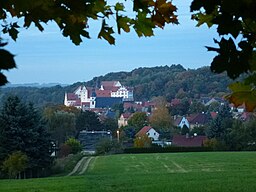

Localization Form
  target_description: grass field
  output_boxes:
[1,152,256,192]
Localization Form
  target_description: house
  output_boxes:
[78,130,112,153]
[172,135,207,147]
[118,113,132,128]
[100,81,134,101]
[240,112,254,121]
[64,81,133,109]
[170,98,181,106]
[174,116,190,129]
[136,126,159,141]
[187,113,211,129]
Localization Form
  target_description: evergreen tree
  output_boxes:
[206,104,233,145]
[76,110,103,132]
[0,96,52,178]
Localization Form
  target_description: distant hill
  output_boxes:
[3,83,68,88]
[0,65,233,107]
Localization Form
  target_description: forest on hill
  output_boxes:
[0,65,233,107]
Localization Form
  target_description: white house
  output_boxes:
[136,126,159,141]
[174,116,190,129]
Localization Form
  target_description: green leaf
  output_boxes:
[8,27,19,41]
[115,3,124,11]
[194,13,214,27]
[133,11,155,37]
[226,82,256,112]
[117,16,131,34]
[98,20,115,45]
[209,38,252,79]
[0,49,16,70]
[0,72,8,86]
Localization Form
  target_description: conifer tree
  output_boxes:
[0,96,52,177]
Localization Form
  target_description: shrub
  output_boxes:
[124,146,213,154]
[2,151,28,179]
[96,138,113,155]
[65,137,82,154]
[134,134,152,148]
[58,144,72,158]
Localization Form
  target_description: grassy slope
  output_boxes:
[1,152,256,192]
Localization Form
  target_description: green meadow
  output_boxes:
[1,152,256,192]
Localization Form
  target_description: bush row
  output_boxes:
[123,146,213,154]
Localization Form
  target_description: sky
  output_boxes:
[4,0,218,85]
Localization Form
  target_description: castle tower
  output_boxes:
[90,89,97,109]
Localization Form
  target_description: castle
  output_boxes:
[64,81,133,110]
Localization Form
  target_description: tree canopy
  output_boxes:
[191,0,256,111]
[0,96,52,178]
[1,0,256,110]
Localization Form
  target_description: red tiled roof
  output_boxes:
[172,135,207,147]
[101,81,120,87]
[171,99,181,106]
[111,87,119,92]
[81,102,90,106]
[136,126,152,137]
[67,93,78,100]
[124,102,134,109]
[174,117,182,126]
[210,112,218,119]
[73,100,81,106]
[143,101,155,107]
[121,113,132,119]
[240,112,253,121]
[96,90,111,97]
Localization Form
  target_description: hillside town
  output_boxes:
[63,80,254,153]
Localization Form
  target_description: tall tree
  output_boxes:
[128,112,148,133]
[206,104,233,143]
[149,106,173,131]
[46,110,76,145]
[76,110,103,132]
[0,96,52,177]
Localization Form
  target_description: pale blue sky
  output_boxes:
[4,0,218,84]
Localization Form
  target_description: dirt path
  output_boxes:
[67,156,96,176]
[67,156,87,176]
[78,157,93,175]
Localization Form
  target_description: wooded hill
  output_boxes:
[0,65,233,107]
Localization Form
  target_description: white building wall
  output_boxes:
[81,88,90,103]
[147,128,159,141]
[178,117,190,129]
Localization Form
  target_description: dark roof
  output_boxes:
[174,117,182,126]
[172,135,207,147]
[105,110,116,119]
[91,89,97,97]
[95,97,123,108]
[188,113,210,125]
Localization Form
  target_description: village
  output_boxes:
[64,81,253,153]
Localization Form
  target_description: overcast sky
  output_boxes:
[4,0,218,85]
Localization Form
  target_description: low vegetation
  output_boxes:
[1,152,256,192]
[51,153,85,176]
